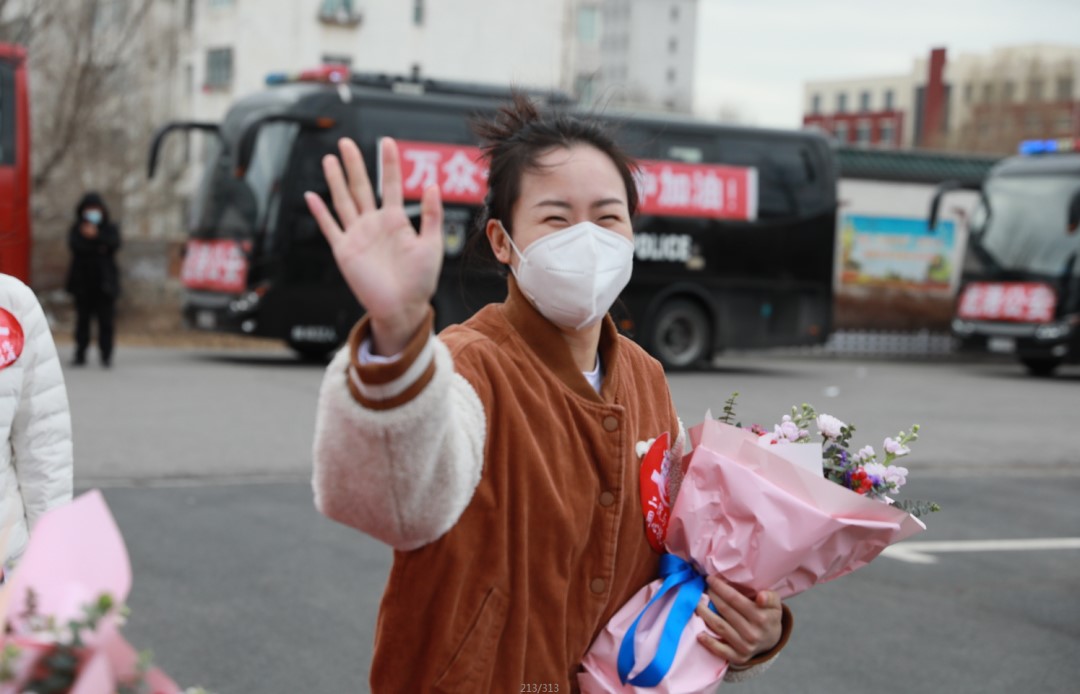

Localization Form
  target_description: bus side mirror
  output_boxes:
[927,180,962,232]
[1068,190,1080,235]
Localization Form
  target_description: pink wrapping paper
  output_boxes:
[0,490,180,694]
[579,420,925,693]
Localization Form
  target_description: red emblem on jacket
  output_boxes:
[0,309,24,369]
[639,432,672,553]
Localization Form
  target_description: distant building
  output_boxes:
[185,0,698,125]
[590,0,698,113]
[803,44,1080,155]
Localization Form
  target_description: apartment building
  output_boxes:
[803,44,1080,155]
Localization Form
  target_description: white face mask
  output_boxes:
[500,220,635,330]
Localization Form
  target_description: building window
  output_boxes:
[1029,79,1043,102]
[669,37,677,54]
[884,89,894,111]
[963,82,973,103]
[1058,76,1074,101]
[859,91,870,112]
[578,6,599,42]
[879,119,895,147]
[1003,81,1015,102]
[835,121,849,143]
[413,0,425,26]
[982,83,994,103]
[667,68,676,84]
[322,54,352,68]
[1025,113,1042,134]
[319,0,360,26]
[205,47,233,89]
[671,4,679,21]
[575,74,595,104]
[185,0,195,28]
[856,119,871,147]
[811,93,821,115]
[1059,110,1074,133]
[836,92,847,113]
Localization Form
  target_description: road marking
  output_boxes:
[882,538,1080,564]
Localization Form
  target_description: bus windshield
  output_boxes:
[972,175,1080,278]
[189,121,299,240]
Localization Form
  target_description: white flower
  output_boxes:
[816,414,846,440]
[855,445,875,462]
[776,418,802,442]
[883,464,909,488]
[884,437,910,457]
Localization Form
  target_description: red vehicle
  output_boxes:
[0,43,30,282]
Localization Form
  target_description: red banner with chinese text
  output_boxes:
[181,240,249,293]
[390,140,758,221]
[956,282,1057,323]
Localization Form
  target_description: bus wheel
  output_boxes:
[1021,357,1061,377]
[289,341,338,363]
[649,299,712,370]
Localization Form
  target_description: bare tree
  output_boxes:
[10,0,187,293]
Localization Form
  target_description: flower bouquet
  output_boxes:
[578,395,938,693]
[0,490,212,694]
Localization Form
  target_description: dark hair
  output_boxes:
[472,92,639,234]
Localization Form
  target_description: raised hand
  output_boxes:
[305,137,444,356]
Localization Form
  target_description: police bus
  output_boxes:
[931,138,1080,376]
[149,67,838,368]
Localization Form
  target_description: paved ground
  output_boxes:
[48,342,1080,693]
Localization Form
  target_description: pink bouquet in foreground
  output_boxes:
[579,396,937,693]
[0,491,211,694]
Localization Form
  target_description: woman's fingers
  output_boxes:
[379,137,404,209]
[704,576,757,639]
[304,192,342,248]
[419,185,444,247]
[322,154,359,228]
[339,138,377,212]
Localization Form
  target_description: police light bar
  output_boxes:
[265,64,351,86]
[1019,137,1080,155]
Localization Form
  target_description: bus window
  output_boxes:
[717,137,826,219]
[355,103,480,147]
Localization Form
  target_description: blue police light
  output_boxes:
[265,72,289,86]
[1019,139,1059,155]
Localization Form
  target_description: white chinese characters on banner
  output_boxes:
[392,140,757,221]
[181,240,249,293]
[957,282,1057,323]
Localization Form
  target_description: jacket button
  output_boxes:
[590,578,606,594]
[602,416,619,432]
[599,491,615,507]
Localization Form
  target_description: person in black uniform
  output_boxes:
[66,192,120,367]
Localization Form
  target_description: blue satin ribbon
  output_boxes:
[617,554,714,686]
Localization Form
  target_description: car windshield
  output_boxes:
[189,121,299,240]
[971,174,1080,278]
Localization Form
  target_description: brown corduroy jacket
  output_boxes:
[312,279,790,692]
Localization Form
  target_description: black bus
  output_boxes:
[931,138,1080,376]
[149,67,838,368]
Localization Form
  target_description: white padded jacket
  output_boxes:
[0,274,73,565]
